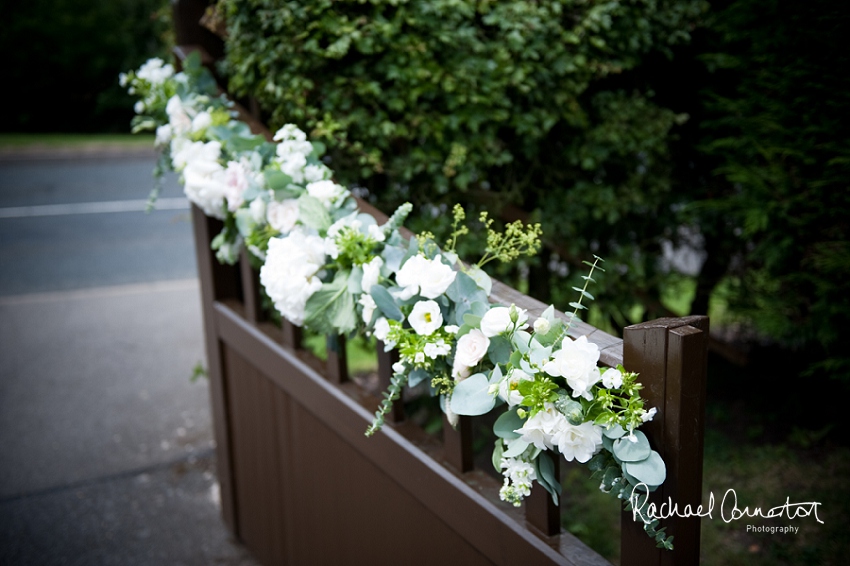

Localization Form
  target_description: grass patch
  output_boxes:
[301,331,379,375]
[0,133,155,148]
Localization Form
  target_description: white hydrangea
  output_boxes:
[177,140,227,218]
[274,124,314,166]
[259,229,327,326]
[395,254,457,300]
[542,335,601,401]
[480,305,528,337]
[266,199,300,234]
[136,58,174,86]
[408,300,443,336]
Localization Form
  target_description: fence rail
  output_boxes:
[174,3,708,564]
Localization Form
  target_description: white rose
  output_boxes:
[361,256,383,292]
[266,199,300,234]
[452,329,489,379]
[480,305,528,337]
[408,300,443,336]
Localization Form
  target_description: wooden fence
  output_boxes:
[175,3,709,564]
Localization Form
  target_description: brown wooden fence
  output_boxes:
[175,3,709,564]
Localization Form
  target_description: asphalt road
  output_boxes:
[0,157,196,296]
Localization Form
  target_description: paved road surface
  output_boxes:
[0,152,258,565]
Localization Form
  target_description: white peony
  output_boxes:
[307,180,349,208]
[360,256,383,292]
[480,305,528,337]
[408,300,443,336]
[452,328,490,379]
[542,335,601,401]
[266,199,300,234]
[395,254,457,300]
[259,229,327,326]
[549,419,603,463]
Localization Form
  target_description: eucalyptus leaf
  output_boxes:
[347,266,363,294]
[298,194,332,231]
[370,285,403,321]
[466,265,492,294]
[450,373,496,416]
[603,423,627,439]
[487,335,512,365]
[623,451,666,487]
[382,245,405,272]
[408,367,430,387]
[502,438,530,458]
[512,330,532,354]
[536,452,561,504]
[264,169,293,191]
[494,408,524,439]
[492,440,505,473]
[613,431,651,463]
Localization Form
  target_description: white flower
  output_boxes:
[249,198,266,223]
[136,58,174,85]
[480,305,528,337]
[600,367,623,389]
[367,224,386,243]
[171,137,221,172]
[166,95,192,135]
[424,339,451,359]
[279,152,307,184]
[392,361,406,374]
[373,317,391,344]
[259,229,326,326]
[266,199,300,234]
[498,369,532,407]
[307,180,349,208]
[409,300,443,336]
[273,123,307,142]
[501,456,536,486]
[395,254,457,300]
[641,407,657,422]
[222,161,251,212]
[549,419,603,463]
[452,328,490,379]
[191,111,212,133]
[118,72,129,87]
[134,100,145,114]
[304,163,331,183]
[361,256,383,291]
[359,294,377,325]
[155,124,172,147]
[415,352,426,364]
[533,317,551,334]
[514,406,560,451]
[542,335,601,401]
[179,140,227,218]
[444,325,459,334]
[274,124,313,158]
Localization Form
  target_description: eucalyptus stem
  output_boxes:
[365,371,409,436]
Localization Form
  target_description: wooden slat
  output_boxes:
[326,334,349,384]
[442,414,474,474]
[239,250,262,324]
[526,458,561,537]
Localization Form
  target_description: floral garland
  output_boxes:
[123,55,673,550]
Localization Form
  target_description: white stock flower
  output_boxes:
[304,163,331,183]
[359,294,377,325]
[424,339,451,359]
[274,124,313,159]
[266,199,300,234]
[361,256,383,291]
[367,224,386,243]
[480,305,528,337]
[549,419,603,463]
[498,369,532,407]
[307,180,349,208]
[641,407,657,422]
[395,254,456,300]
[136,58,174,85]
[542,335,601,401]
[600,367,623,389]
[409,300,443,336]
[452,328,489,379]
[259,229,326,326]
[279,152,307,184]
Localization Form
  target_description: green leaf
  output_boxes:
[502,438,529,458]
[623,451,666,487]
[536,452,561,504]
[408,367,430,387]
[463,313,482,327]
[568,301,587,310]
[494,407,524,439]
[264,169,293,191]
[492,440,505,473]
[310,140,326,158]
[613,431,651,462]
[303,271,357,335]
[370,285,403,321]
[450,373,496,416]
[604,423,626,439]
[298,194,332,231]
[487,335,512,365]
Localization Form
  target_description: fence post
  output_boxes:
[191,205,241,534]
[621,316,709,566]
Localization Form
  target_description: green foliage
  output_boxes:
[3,0,170,132]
